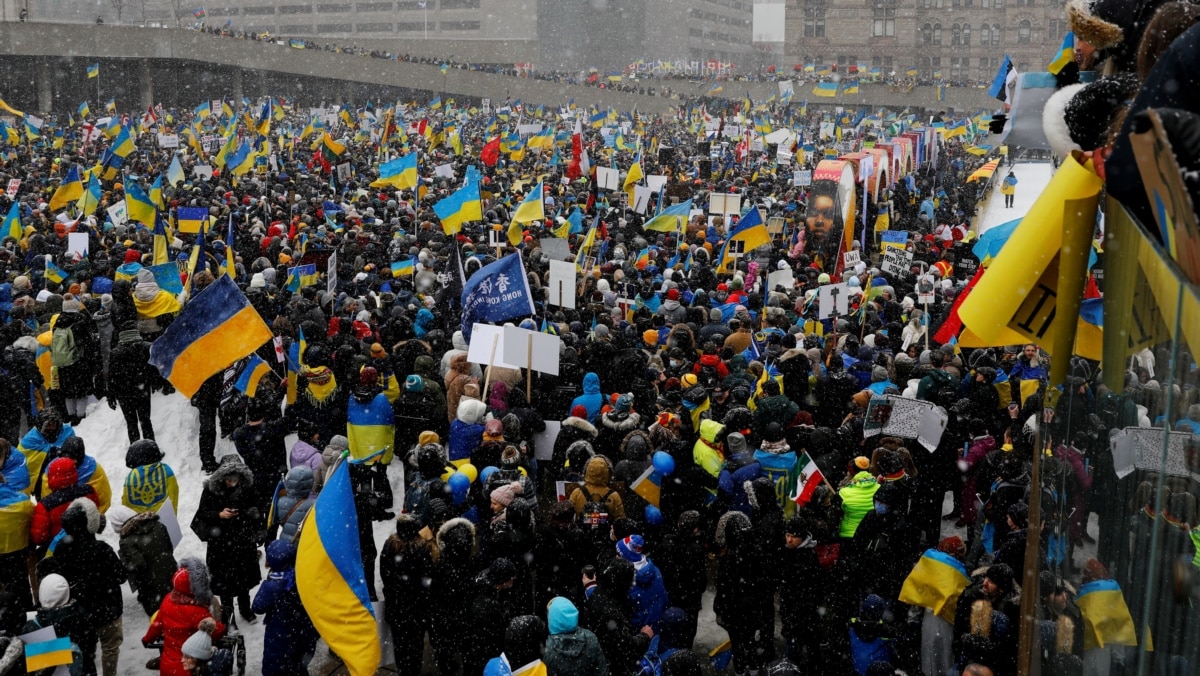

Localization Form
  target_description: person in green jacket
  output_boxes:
[692,419,727,505]
[838,471,880,537]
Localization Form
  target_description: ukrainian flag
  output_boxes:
[125,182,157,227]
[77,173,102,218]
[629,465,662,507]
[296,456,382,676]
[176,206,209,234]
[717,206,770,273]
[24,636,74,672]
[589,111,607,128]
[147,275,273,398]
[432,179,483,235]
[122,461,179,514]
[194,101,211,118]
[390,258,414,277]
[49,165,83,212]
[347,391,395,464]
[370,154,417,190]
[0,476,33,555]
[286,264,319,292]
[644,198,692,232]
[813,81,839,98]
[87,63,100,79]
[1047,32,1075,75]
[3,202,21,243]
[842,80,860,95]
[507,181,544,245]
[898,548,971,624]
[45,260,67,285]
[234,353,274,398]
[111,125,135,157]
[1076,578,1138,650]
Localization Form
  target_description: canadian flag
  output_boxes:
[566,117,590,180]
[792,451,826,507]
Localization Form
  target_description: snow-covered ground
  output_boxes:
[974,160,1055,238]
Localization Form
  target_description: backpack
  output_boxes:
[635,636,663,676]
[403,473,438,526]
[697,363,721,390]
[51,326,79,368]
[580,488,617,532]
[350,462,395,522]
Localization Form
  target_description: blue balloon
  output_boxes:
[644,504,664,526]
[448,472,470,505]
[480,466,500,485]
[652,451,675,476]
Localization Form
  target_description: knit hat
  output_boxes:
[490,481,523,507]
[500,445,521,468]
[326,435,349,453]
[851,390,872,409]
[250,272,266,289]
[404,375,423,392]
[860,594,886,622]
[370,343,387,358]
[986,563,1016,592]
[871,365,889,383]
[123,249,141,264]
[484,557,517,585]
[726,432,748,456]
[643,329,659,346]
[615,393,633,412]
[854,456,871,470]
[1008,501,1029,529]
[181,630,214,660]
[62,298,83,313]
[571,405,588,419]
[39,574,70,608]
[105,504,137,533]
[616,534,646,564]
[937,536,966,558]
[1082,558,1109,583]
[417,431,440,446]
[666,288,680,301]
[485,418,504,437]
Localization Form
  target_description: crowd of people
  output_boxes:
[0,0,1198,674]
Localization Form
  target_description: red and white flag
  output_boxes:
[566,117,590,180]
[792,451,825,507]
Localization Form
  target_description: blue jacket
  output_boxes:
[448,418,484,462]
[252,541,318,676]
[570,372,604,423]
[629,558,669,630]
[718,452,762,516]
[1009,360,1047,383]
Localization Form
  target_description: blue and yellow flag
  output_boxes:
[296,456,382,676]
[49,166,83,213]
[1047,32,1075,75]
[432,180,482,235]
[507,181,544,246]
[147,275,273,398]
[87,63,99,79]
[176,206,209,234]
[125,182,157,227]
[812,81,839,98]
[389,258,414,277]
[286,264,319,291]
[77,173,102,218]
[193,101,211,118]
[717,206,769,273]
[1076,579,1138,651]
[347,392,394,463]
[3,202,21,243]
[371,154,417,190]
[45,260,67,285]
[898,548,971,624]
[234,353,274,398]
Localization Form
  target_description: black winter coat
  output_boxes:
[118,512,178,616]
[379,535,434,629]
[43,532,126,625]
[191,458,263,597]
[583,587,646,675]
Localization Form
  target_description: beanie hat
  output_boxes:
[854,456,871,470]
[937,535,966,558]
[370,343,387,358]
[500,445,522,468]
[1008,501,1030,529]
[871,365,889,383]
[616,534,646,564]
[484,557,517,584]
[1082,558,1109,583]
[106,504,136,533]
[615,394,633,412]
[181,630,214,660]
[643,329,659,346]
[404,375,423,392]
[417,431,440,446]
[986,562,1016,592]
[490,481,523,507]
[39,574,71,608]
[571,405,588,419]
[726,432,748,456]
[250,272,266,289]
[860,594,886,622]
[123,249,141,264]
[326,435,349,453]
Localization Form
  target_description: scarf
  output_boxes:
[303,367,339,406]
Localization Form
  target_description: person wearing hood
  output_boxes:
[439,330,480,380]
[570,372,605,423]
[346,366,396,464]
[413,354,447,417]
[19,409,77,495]
[40,435,112,514]
[595,393,641,460]
[714,509,774,674]
[692,419,727,500]
[107,504,177,617]
[287,343,345,448]
[544,596,608,675]
[267,466,316,544]
[318,435,348,492]
[251,540,318,676]
[444,352,478,424]
[288,421,326,495]
[449,395,488,466]
[380,514,435,676]
[38,497,126,676]
[431,517,478,674]
[22,574,91,673]
[190,455,262,625]
[718,432,762,515]
[569,455,626,529]
[122,439,178,515]
[0,439,33,612]
[31,457,100,548]
[617,534,670,631]
[838,470,881,538]
[132,267,181,338]
[1007,344,1046,406]
[413,307,436,339]
[143,559,228,676]
[49,294,100,424]
[107,321,157,442]
[657,288,688,325]
[551,407,598,482]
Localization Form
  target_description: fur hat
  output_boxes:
[1067,0,1125,50]
[1043,74,1140,157]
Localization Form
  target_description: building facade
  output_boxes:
[783,0,1066,83]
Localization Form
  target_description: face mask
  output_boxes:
[671,361,681,368]
[875,503,889,514]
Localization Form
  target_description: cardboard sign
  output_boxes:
[157,134,179,148]
[632,186,653,214]
[67,233,89,259]
[818,283,849,319]
[107,200,128,227]
[539,237,572,261]
[534,421,560,461]
[766,216,786,237]
[596,167,620,191]
[645,175,668,194]
[193,164,214,179]
[547,259,576,309]
[434,163,455,179]
[843,250,861,267]
[158,498,183,549]
[466,323,524,371]
[767,268,795,292]
[501,325,561,376]
[793,170,812,187]
[881,248,912,276]
[917,274,937,304]
[5,178,19,197]
[709,193,741,216]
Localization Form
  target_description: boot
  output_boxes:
[145,656,160,670]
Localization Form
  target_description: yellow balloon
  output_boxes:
[459,463,479,484]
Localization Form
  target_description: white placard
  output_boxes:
[881,248,913,276]
[517,123,544,136]
[858,154,874,181]
[547,259,576,309]
[767,268,794,292]
[534,421,561,461]
[107,199,128,227]
[776,150,794,165]
[793,170,812,187]
[779,80,795,99]
[5,178,19,197]
[916,274,937,304]
[466,323,524,371]
[67,232,89,258]
[916,406,949,452]
[539,238,572,261]
[596,167,620,191]
[158,498,183,550]
[193,164,214,179]
[502,325,561,376]
[327,250,338,294]
[1110,430,1136,480]
[645,175,668,194]
[818,283,849,319]
[632,186,653,214]
[843,250,861,267]
[156,133,179,149]
[709,193,741,216]
[434,163,455,179]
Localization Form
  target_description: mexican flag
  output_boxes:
[792,451,825,507]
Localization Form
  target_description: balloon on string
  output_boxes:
[480,466,500,485]
[448,472,471,505]
[459,463,479,484]
[644,504,664,526]
[652,451,675,476]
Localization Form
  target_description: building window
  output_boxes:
[243,6,276,15]
[396,1,426,8]
[951,23,961,45]
[1048,19,1063,40]
[316,3,351,11]
[804,9,826,38]
[440,0,480,8]
[873,4,896,37]
[921,23,933,44]
[1018,20,1031,43]
[317,23,352,31]
[933,22,942,45]
[357,2,393,11]
[279,5,313,14]
[963,23,971,45]
[280,23,313,31]
[440,20,480,30]
[991,23,1002,45]
[396,21,424,30]
[208,7,239,16]
[356,22,393,31]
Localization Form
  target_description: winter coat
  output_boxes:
[916,368,955,403]
[657,529,706,615]
[657,299,687,325]
[17,423,77,495]
[413,355,448,417]
[692,419,727,480]
[570,372,605,423]
[444,353,477,423]
[714,511,772,626]
[268,466,315,544]
[191,456,263,597]
[40,497,126,626]
[629,558,670,630]
[30,460,99,547]
[51,312,98,399]
[379,529,435,629]
[544,597,609,676]
[232,417,292,513]
[288,439,325,495]
[117,511,178,616]
[143,559,228,676]
[838,471,880,537]
[252,541,318,676]
[569,456,625,521]
[594,411,641,461]
[718,452,762,515]
[108,333,156,401]
[583,586,645,675]
[22,598,91,671]
[448,398,487,463]
[533,520,592,609]
[430,518,479,648]
[551,416,597,475]
[779,538,821,639]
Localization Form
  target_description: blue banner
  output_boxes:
[460,254,535,342]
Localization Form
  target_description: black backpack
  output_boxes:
[403,472,441,526]
[580,488,617,533]
[697,363,721,390]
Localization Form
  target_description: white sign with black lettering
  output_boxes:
[157,134,179,149]
[881,248,913,276]
[843,250,860,267]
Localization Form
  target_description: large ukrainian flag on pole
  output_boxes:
[148,275,273,398]
[296,454,381,676]
[898,548,971,624]
[716,205,770,273]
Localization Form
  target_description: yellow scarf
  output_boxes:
[303,367,339,406]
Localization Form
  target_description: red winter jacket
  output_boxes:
[30,458,99,547]
[143,569,227,676]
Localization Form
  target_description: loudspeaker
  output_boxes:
[698,159,713,176]
[697,141,711,155]
[658,145,675,163]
